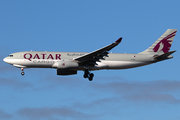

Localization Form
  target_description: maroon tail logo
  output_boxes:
[153,31,176,53]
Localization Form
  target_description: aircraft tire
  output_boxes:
[21,72,25,75]
[83,74,88,78]
[88,73,94,81]
[90,73,94,78]
[89,77,93,81]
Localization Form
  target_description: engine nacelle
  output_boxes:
[57,60,79,69]
[57,69,77,75]
[56,60,78,75]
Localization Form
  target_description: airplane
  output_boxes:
[3,29,177,81]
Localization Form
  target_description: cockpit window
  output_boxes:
[9,55,13,57]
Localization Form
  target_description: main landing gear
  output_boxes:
[83,69,94,81]
[21,68,25,76]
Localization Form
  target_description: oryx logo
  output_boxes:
[153,31,176,53]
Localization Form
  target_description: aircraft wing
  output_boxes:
[74,38,122,64]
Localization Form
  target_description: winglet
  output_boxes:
[115,37,122,43]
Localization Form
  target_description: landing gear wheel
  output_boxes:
[88,73,94,81]
[90,73,94,78]
[89,77,93,81]
[21,72,25,76]
[84,69,89,78]
[83,74,88,78]
[83,69,94,81]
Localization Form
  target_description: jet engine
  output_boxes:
[56,60,79,75]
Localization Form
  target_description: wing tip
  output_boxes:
[115,37,122,43]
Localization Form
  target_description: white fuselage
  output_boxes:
[3,51,155,71]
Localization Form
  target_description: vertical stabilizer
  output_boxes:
[139,29,177,55]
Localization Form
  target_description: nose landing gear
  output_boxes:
[21,68,25,75]
[83,69,94,81]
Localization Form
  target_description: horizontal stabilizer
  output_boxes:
[154,50,176,61]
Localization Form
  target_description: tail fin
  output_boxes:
[139,29,177,55]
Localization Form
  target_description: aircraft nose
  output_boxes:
[3,57,7,62]
[3,57,9,63]
[3,57,14,65]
